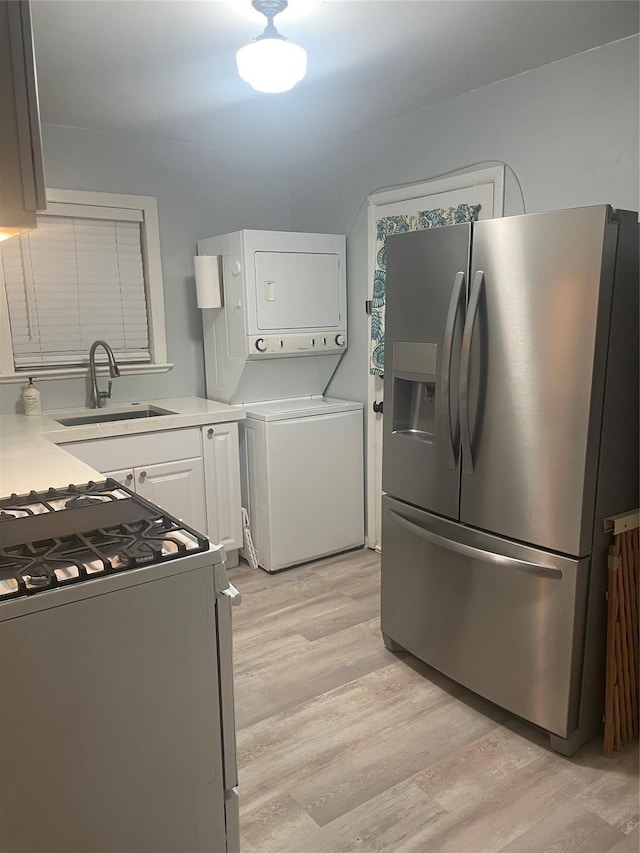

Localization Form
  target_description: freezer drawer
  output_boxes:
[381,496,589,738]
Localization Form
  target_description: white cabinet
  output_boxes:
[63,423,242,563]
[104,467,134,487]
[104,459,207,536]
[202,423,242,553]
[0,1,46,240]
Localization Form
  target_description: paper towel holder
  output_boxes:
[194,254,223,309]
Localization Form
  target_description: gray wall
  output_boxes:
[287,36,639,406]
[0,123,292,413]
[1,37,637,415]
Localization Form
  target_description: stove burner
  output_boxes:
[23,570,50,587]
[0,511,29,522]
[65,495,110,509]
[0,481,131,520]
[0,497,37,520]
[0,480,209,601]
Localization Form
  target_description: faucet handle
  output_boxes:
[106,380,113,399]
[97,381,113,408]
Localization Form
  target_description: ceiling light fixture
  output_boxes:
[236,0,307,94]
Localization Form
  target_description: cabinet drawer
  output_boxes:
[61,429,202,472]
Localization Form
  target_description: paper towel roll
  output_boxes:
[194,254,223,309]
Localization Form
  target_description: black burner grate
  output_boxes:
[0,480,210,600]
[0,480,128,519]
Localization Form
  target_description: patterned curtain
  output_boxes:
[369,203,481,376]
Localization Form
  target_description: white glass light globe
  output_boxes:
[236,37,307,93]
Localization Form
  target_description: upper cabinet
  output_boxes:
[0,0,45,242]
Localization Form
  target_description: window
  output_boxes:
[0,189,170,381]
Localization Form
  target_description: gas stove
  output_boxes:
[0,480,209,600]
[0,481,239,853]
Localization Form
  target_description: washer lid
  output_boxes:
[243,396,362,421]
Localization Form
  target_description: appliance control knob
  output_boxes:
[255,338,267,352]
[335,334,346,347]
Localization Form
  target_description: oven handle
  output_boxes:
[214,572,240,795]
[221,583,242,606]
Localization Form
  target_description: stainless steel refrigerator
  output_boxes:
[380,205,638,756]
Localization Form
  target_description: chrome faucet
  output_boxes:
[89,340,121,408]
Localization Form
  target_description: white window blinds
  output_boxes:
[0,213,151,369]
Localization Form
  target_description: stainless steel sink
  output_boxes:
[55,406,177,426]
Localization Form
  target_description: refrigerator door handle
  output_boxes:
[440,271,465,470]
[389,509,563,579]
[459,270,484,475]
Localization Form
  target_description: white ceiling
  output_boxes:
[31,0,639,158]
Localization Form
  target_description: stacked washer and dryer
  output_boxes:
[196,229,364,573]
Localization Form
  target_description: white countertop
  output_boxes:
[0,397,245,497]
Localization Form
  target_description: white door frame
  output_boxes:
[365,165,505,550]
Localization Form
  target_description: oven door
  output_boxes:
[381,495,589,738]
[0,555,232,853]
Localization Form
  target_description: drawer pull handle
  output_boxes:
[125,473,133,482]
[208,428,214,437]
[389,510,563,579]
[139,470,147,479]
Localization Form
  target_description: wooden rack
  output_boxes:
[603,510,640,757]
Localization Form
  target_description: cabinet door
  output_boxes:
[202,423,242,551]
[135,458,207,535]
[0,1,46,238]
[103,468,134,489]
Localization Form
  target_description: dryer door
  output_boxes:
[254,251,341,331]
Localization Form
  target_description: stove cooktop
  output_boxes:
[0,480,209,600]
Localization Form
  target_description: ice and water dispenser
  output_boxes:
[391,342,438,442]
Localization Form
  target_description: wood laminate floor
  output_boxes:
[229,549,639,853]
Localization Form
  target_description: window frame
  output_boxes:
[0,187,172,383]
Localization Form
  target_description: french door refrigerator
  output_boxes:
[380,205,638,755]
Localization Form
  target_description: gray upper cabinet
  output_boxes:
[0,0,46,241]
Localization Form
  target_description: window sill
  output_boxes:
[0,363,174,385]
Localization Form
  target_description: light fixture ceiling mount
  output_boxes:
[253,0,289,25]
[236,0,307,94]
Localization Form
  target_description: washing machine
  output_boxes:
[241,396,364,572]
[196,229,364,572]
